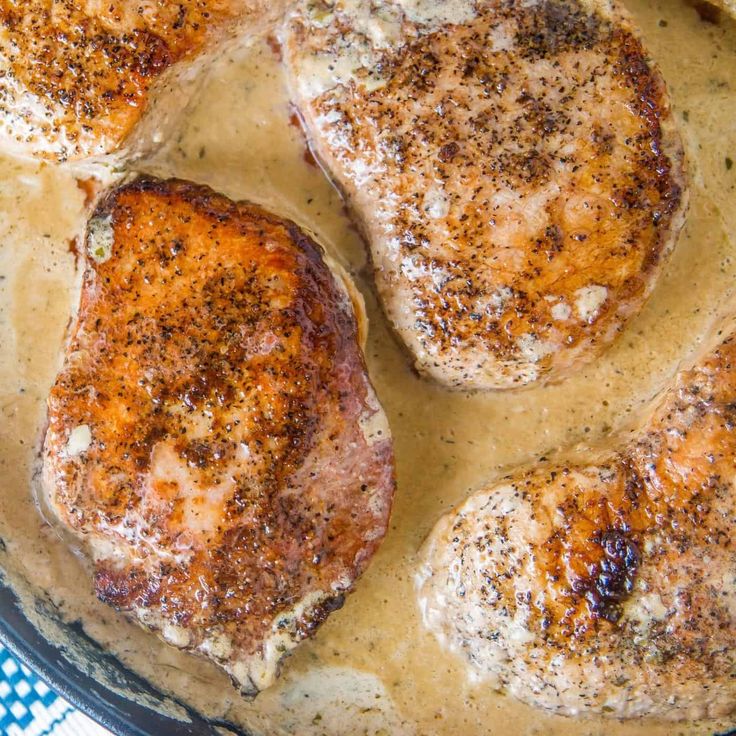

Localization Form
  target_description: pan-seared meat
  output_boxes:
[283,0,687,389]
[418,319,736,719]
[42,176,395,694]
[0,0,282,162]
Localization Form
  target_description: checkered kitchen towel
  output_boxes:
[0,643,111,736]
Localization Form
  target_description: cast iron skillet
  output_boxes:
[0,571,251,736]
[0,576,736,736]
[0,567,734,736]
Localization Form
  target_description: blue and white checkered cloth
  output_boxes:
[0,644,110,736]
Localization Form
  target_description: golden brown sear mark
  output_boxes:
[419,325,736,719]
[43,176,395,694]
[0,0,273,160]
[284,0,688,389]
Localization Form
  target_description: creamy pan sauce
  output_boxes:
[0,2,735,734]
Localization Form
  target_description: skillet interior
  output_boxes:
[0,577,251,736]
[0,2,735,735]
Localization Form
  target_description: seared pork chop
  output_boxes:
[0,0,282,162]
[42,176,395,694]
[418,319,736,719]
[283,0,687,389]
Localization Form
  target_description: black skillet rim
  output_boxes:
[0,575,250,736]
[1,570,735,736]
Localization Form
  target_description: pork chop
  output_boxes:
[42,176,395,694]
[282,0,687,389]
[418,319,736,719]
[0,0,282,162]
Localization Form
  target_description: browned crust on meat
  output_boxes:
[499,329,736,650]
[0,1,267,160]
[42,176,395,689]
[506,334,735,676]
[284,0,688,389]
[419,322,736,717]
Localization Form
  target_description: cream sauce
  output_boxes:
[1,2,735,734]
